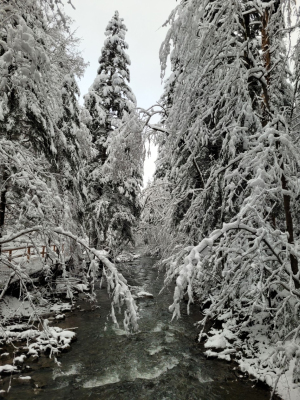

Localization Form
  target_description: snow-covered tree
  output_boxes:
[0,0,95,294]
[156,0,300,386]
[84,12,142,252]
[84,10,136,164]
[0,0,89,235]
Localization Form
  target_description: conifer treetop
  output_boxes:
[99,10,130,77]
[85,10,136,127]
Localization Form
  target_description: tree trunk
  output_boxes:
[0,170,8,255]
[262,7,271,121]
[281,174,299,288]
[261,5,299,289]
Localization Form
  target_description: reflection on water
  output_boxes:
[1,256,276,400]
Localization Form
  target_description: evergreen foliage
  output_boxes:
[0,0,90,241]
[84,10,136,164]
[84,11,142,252]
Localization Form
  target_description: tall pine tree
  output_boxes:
[84,11,141,252]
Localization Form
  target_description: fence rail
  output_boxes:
[1,245,59,261]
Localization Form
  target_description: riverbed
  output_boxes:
[0,256,276,399]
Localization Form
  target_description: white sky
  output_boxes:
[65,0,176,186]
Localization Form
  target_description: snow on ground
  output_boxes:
[55,314,65,320]
[0,322,76,352]
[14,354,26,364]
[238,345,300,400]
[0,256,44,286]
[0,296,77,384]
[75,284,88,292]
[0,365,18,374]
[0,296,48,320]
[203,322,300,400]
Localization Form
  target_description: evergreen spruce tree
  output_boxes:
[0,0,88,247]
[85,10,136,165]
[55,74,90,233]
[84,11,141,252]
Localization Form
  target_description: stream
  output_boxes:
[1,255,275,400]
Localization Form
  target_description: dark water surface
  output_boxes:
[1,256,274,400]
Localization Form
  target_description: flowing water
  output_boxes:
[1,256,275,400]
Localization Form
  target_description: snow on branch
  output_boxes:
[0,225,139,332]
[53,227,139,331]
[167,219,300,321]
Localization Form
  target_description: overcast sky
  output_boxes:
[65,0,176,185]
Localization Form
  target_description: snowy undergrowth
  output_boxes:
[0,319,76,358]
[0,295,77,392]
[0,318,77,395]
[203,315,300,400]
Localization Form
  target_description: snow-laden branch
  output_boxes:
[0,226,43,245]
[168,220,300,321]
[53,227,139,331]
[0,225,139,331]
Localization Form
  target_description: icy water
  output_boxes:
[1,256,275,400]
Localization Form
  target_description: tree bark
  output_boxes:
[261,5,299,289]
[0,169,8,255]
[262,7,271,121]
[281,174,299,287]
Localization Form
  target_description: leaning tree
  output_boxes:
[154,0,300,386]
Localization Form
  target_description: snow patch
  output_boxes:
[14,354,26,363]
[0,364,18,374]
[55,314,65,320]
[50,303,72,312]
[75,284,88,292]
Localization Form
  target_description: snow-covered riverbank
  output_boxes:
[203,318,300,400]
[0,295,78,393]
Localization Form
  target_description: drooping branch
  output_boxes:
[168,220,300,320]
[0,226,43,246]
[0,225,139,331]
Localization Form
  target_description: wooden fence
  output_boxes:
[1,244,59,261]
